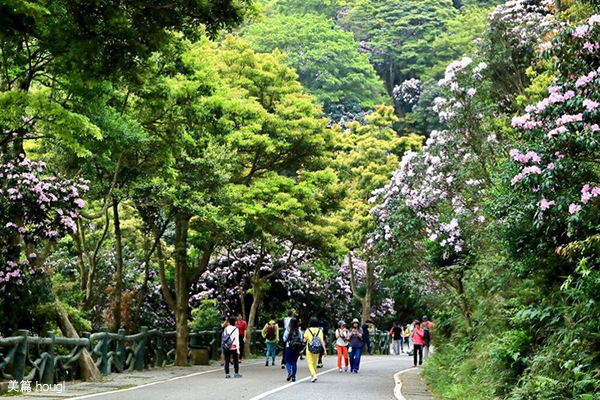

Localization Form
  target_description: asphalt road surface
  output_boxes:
[76,354,415,400]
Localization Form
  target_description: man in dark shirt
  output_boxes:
[361,320,373,355]
[389,322,404,355]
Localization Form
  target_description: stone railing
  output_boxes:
[0,327,221,387]
[0,325,392,389]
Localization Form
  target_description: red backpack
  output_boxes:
[266,324,276,340]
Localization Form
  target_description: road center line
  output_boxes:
[248,357,404,400]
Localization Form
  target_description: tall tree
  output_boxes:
[243,13,389,122]
[339,0,457,92]
[131,36,337,365]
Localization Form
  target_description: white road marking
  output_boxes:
[393,367,415,400]
[69,361,264,399]
[248,357,404,400]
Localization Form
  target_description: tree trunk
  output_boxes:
[173,215,191,366]
[240,291,247,322]
[55,300,102,381]
[362,262,375,324]
[348,252,367,322]
[112,198,123,331]
[456,277,472,335]
[132,236,153,329]
[245,279,262,359]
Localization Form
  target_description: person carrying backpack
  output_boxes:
[281,310,295,369]
[283,317,303,382]
[335,320,350,372]
[304,316,327,382]
[221,316,242,379]
[348,318,364,373]
[261,317,280,366]
[422,316,434,359]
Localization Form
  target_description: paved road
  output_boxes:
[72,354,416,400]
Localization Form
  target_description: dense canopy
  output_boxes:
[2,0,600,397]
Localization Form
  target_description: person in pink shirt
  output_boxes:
[410,321,425,367]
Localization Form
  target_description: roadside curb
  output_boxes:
[393,367,413,400]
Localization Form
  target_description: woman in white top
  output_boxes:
[222,316,242,378]
[335,320,350,372]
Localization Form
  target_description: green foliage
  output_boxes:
[423,7,491,82]
[189,298,222,331]
[269,0,344,17]
[339,0,457,91]
[243,13,389,120]
[332,105,422,246]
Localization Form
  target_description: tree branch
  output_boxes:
[347,252,365,303]
[80,153,125,220]
[189,241,216,285]
[156,240,176,311]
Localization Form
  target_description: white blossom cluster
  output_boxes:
[392,78,422,107]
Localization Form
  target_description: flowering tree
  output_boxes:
[393,79,422,111]
[191,239,314,356]
[369,0,558,333]
[483,0,555,106]
[0,155,88,333]
[509,13,600,239]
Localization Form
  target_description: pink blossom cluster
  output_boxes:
[1,155,88,292]
[510,14,600,216]
[509,149,541,164]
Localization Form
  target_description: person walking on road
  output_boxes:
[362,320,373,355]
[422,316,434,359]
[262,317,280,366]
[348,318,364,373]
[404,323,411,353]
[304,317,327,382]
[220,315,230,366]
[389,322,403,355]
[283,317,303,382]
[317,317,328,368]
[335,320,350,372]
[281,310,295,369]
[222,316,242,378]
[235,314,247,362]
[410,321,425,367]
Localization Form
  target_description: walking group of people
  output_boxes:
[219,312,434,381]
[220,311,376,382]
[388,316,434,368]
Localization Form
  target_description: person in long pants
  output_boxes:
[304,317,327,382]
[410,321,425,367]
[262,318,279,366]
[281,310,295,369]
[389,322,403,355]
[335,320,350,372]
[406,322,414,352]
[222,316,242,378]
[348,318,364,373]
[283,317,302,382]
[235,314,247,362]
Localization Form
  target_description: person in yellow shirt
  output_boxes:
[304,317,327,382]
